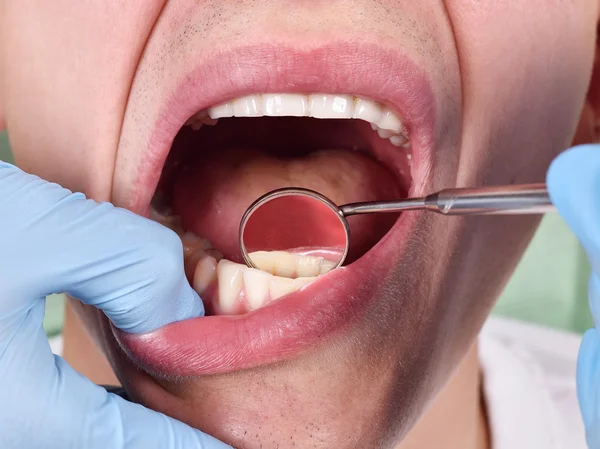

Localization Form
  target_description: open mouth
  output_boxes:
[114,44,436,377]
[152,94,411,314]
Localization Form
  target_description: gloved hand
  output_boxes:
[0,162,230,449]
[548,144,600,448]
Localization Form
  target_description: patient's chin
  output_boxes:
[114,321,446,449]
[138,369,396,448]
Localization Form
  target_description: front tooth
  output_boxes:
[233,95,262,117]
[208,102,234,119]
[269,276,297,300]
[293,277,316,290]
[308,94,354,119]
[263,94,307,117]
[268,276,316,301]
[194,255,218,294]
[377,109,403,133]
[353,98,383,125]
[217,260,244,314]
[243,269,273,310]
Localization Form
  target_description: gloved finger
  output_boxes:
[0,305,230,449]
[0,162,202,334]
[52,359,231,449]
[589,274,600,333]
[547,145,600,273]
[577,329,600,446]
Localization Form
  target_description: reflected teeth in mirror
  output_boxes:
[204,94,409,146]
[213,260,317,313]
[250,251,337,277]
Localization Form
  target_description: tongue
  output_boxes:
[171,147,402,263]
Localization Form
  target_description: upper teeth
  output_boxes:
[185,93,409,148]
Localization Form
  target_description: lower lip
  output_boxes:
[115,43,435,377]
[114,211,419,376]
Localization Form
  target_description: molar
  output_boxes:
[193,255,218,294]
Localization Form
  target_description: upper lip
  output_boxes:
[115,41,437,377]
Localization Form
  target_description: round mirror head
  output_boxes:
[239,188,350,277]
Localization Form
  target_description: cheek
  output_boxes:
[0,1,165,199]
[446,0,596,184]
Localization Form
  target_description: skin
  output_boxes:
[1,1,600,448]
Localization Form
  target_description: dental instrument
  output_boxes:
[239,183,554,274]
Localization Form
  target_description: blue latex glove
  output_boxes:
[0,162,230,449]
[548,144,600,448]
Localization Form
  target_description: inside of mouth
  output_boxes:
[151,105,412,315]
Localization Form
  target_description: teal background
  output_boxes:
[0,131,593,335]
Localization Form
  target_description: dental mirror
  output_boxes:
[239,184,555,274]
[239,188,349,277]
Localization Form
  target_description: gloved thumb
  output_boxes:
[577,329,600,447]
[547,145,600,327]
[547,144,600,270]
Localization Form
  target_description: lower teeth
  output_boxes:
[160,212,322,315]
